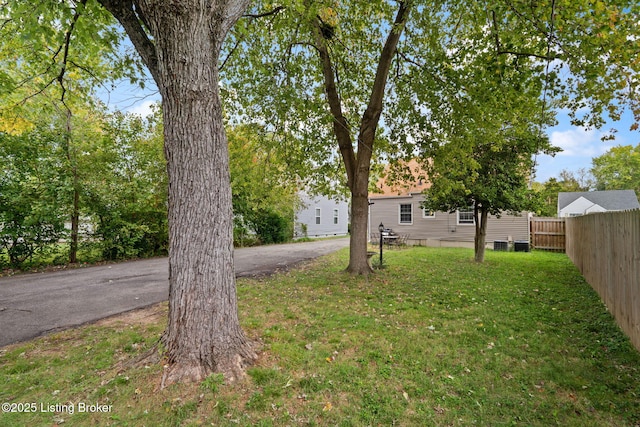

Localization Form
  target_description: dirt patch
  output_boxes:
[94,302,168,328]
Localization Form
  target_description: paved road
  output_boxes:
[0,238,349,347]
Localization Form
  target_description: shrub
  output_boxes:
[249,209,291,244]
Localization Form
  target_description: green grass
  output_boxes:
[1,247,639,426]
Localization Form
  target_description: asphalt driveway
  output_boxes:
[0,238,349,347]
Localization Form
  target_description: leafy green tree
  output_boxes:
[591,145,640,194]
[415,64,557,261]
[558,169,594,192]
[0,126,68,267]
[223,0,640,270]
[83,108,168,259]
[533,168,595,217]
[0,1,140,263]
[228,125,298,246]
[532,179,564,217]
[224,1,412,275]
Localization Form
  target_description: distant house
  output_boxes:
[294,193,349,238]
[557,190,640,217]
[369,160,530,248]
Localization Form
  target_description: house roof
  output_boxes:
[369,159,429,198]
[558,190,640,211]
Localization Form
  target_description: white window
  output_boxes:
[333,209,339,224]
[457,208,475,225]
[315,208,321,225]
[422,208,435,218]
[399,203,413,224]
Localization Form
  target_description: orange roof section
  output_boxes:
[369,159,430,198]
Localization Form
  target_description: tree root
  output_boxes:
[114,335,261,389]
[160,339,260,389]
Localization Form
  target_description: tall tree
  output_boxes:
[390,0,639,261]
[224,1,413,275]
[2,0,256,384]
[413,60,557,262]
[0,1,136,263]
[96,0,256,385]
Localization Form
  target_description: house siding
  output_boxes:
[369,194,529,247]
[295,193,349,237]
[559,197,606,217]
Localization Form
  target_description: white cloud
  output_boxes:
[549,127,613,157]
[126,100,157,118]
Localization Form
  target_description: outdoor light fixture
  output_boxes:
[378,222,384,266]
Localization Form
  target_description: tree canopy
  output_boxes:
[224,0,640,265]
[592,145,640,194]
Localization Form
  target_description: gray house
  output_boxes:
[558,190,640,217]
[294,193,349,238]
[368,192,530,249]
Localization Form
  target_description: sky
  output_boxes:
[99,79,640,185]
[534,108,639,183]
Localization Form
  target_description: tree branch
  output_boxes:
[502,0,569,59]
[312,18,356,192]
[243,6,285,19]
[357,0,411,159]
[97,0,159,83]
[219,35,243,72]
[491,9,560,61]
[56,0,86,106]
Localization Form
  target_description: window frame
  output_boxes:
[398,203,413,225]
[422,207,435,219]
[315,208,321,225]
[457,207,475,225]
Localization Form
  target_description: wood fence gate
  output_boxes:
[530,217,566,252]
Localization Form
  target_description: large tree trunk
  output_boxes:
[101,0,255,386]
[347,178,373,275]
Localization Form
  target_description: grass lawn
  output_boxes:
[1,247,639,426]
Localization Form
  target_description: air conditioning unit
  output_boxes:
[514,240,530,252]
[493,240,509,251]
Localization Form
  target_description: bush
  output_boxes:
[0,221,66,268]
[94,216,167,261]
[249,209,291,244]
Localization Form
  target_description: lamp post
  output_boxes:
[378,222,384,266]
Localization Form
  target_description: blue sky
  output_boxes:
[534,108,639,182]
[99,80,639,185]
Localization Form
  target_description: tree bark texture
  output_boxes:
[314,2,411,275]
[100,0,255,386]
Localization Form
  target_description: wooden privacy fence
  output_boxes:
[530,217,566,252]
[565,210,640,352]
